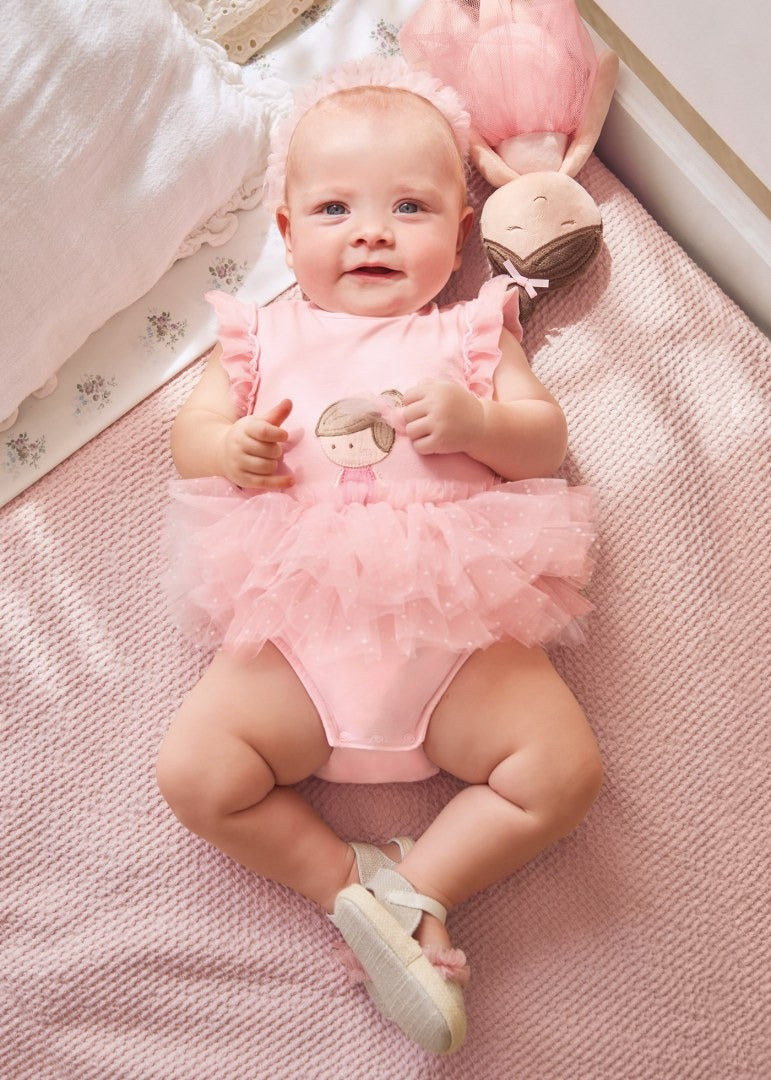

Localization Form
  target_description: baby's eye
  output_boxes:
[322,203,347,216]
[396,201,420,214]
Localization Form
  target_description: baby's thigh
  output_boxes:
[162,643,331,786]
[424,640,600,789]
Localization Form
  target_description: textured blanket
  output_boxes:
[2,156,769,1079]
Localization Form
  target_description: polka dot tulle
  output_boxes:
[163,475,597,663]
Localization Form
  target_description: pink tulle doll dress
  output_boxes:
[164,278,597,669]
[399,0,598,172]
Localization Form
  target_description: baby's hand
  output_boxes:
[220,399,294,489]
[402,380,484,456]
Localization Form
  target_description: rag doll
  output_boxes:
[400,0,619,320]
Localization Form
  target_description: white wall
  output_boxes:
[580,1,770,334]
[597,0,770,186]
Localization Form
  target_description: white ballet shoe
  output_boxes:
[331,868,468,1054]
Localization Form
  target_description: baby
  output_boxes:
[157,57,602,1055]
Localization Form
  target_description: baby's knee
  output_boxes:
[155,733,240,836]
[491,717,603,829]
[155,737,205,832]
[563,735,604,819]
[534,739,603,838]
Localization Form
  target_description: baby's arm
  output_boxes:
[171,344,294,489]
[402,329,567,481]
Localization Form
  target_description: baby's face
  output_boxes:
[276,95,473,317]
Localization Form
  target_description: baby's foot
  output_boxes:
[415,909,453,955]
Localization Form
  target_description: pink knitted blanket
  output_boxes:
[2,157,769,1078]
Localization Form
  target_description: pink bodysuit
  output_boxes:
[164,277,596,782]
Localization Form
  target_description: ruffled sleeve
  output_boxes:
[461,276,522,397]
[205,291,261,416]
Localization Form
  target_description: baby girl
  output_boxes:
[157,57,602,1055]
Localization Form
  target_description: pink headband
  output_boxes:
[264,55,471,209]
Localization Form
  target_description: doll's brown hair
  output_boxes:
[315,391,403,454]
[485,225,603,320]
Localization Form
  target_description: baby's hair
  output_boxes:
[315,391,403,453]
[294,86,469,199]
[264,55,471,211]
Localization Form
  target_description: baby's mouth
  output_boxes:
[349,265,398,277]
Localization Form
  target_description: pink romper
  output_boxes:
[164,277,596,783]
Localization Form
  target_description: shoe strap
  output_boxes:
[349,842,387,886]
[385,889,448,925]
[369,868,448,932]
[349,838,416,887]
[388,836,415,859]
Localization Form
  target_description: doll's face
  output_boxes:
[318,427,386,468]
[480,173,601,259]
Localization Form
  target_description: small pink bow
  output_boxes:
[502,259,550,299]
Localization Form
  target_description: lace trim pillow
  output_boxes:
[1,0,290,422]
[190,0,316,63]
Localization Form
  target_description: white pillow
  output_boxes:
[0,0,286,420]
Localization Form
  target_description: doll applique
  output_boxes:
[315,391,403,489]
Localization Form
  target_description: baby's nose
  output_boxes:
[353,216,394,245]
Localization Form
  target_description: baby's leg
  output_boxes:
[398,640,603,941]
[156,644,357,912]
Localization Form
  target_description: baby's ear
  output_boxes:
[275,206,293,266]
[454,206,475,269]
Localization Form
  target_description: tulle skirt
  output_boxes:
[163,476,597,663]
[399,0,597,145]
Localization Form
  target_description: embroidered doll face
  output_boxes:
[315,397,398,468]
[318,428,386,469]
[276,89,473,318]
